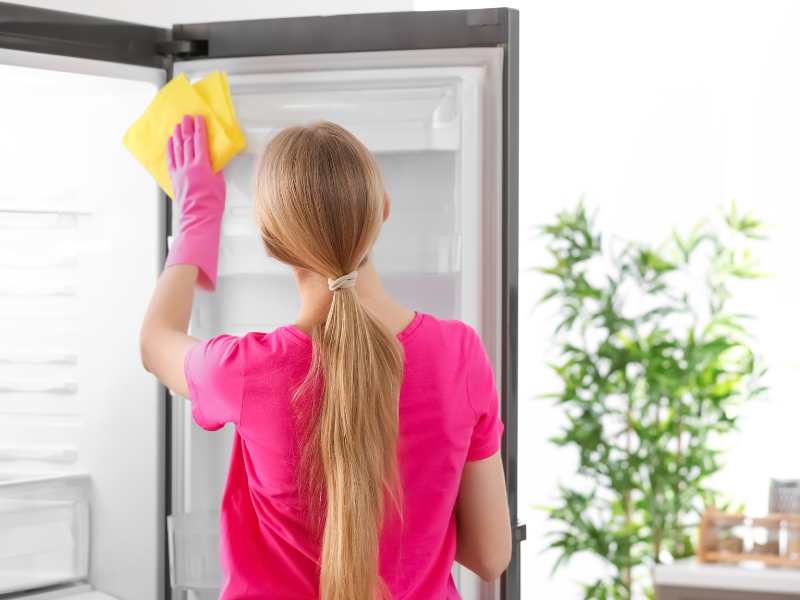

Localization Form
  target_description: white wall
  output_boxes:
[18,0,412,27]
[409,1,800,598]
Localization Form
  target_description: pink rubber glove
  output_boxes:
[165,114,226,291]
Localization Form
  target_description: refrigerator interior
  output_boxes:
[0,49,165,599]
[170,47,503,599]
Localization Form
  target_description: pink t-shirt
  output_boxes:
[184,311,505,599]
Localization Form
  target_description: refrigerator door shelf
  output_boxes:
[0,473,90,596]
[167,511,222,591]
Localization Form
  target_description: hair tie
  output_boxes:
[328,271,358,292]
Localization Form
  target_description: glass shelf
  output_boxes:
[0,379,78,394]
[0,350,77,365]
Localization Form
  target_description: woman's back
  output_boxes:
[185,311,504,599]
[141,119,509,599]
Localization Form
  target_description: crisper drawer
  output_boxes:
[0,473,90,595]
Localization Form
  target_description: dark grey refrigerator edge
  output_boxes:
[0,4,523,599]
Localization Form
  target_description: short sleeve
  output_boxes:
[465,328,505,461]
[184,334,244,431]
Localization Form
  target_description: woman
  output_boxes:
[140,115,511,599]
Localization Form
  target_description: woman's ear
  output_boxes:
[383,191,391,222]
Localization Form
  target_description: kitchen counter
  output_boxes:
[654,558,800,599]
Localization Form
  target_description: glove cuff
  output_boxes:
[165,218,223,291]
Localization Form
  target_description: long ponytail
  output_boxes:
[254,121,404,600]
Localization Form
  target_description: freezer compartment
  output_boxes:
[167,511,221,592]
[228,71,461,155]
[0,473,90,595]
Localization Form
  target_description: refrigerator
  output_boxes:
[0,4,522,600]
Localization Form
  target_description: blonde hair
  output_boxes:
[254,121,404,600]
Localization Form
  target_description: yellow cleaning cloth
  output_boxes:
[123,71,246,199]
[193,71,246,151]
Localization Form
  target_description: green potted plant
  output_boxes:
[538,202,768,599]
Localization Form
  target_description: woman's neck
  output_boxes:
[292,260,414,336]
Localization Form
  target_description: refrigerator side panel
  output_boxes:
[499,10,522,600]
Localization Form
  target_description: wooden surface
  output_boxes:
[698,508,800,568]
[657,585,798,600]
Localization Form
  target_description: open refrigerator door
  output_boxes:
[0,48,165,599]
[168,47,503,600]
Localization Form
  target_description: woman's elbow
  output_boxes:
[139,326,155,373]
[472,532,512,582]
[478,549,512,582]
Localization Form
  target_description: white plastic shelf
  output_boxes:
[0,349,77,365]
[228,71,462,155]
[0,473,90,595]
[167,511,221,591]
[0,281,75,297]
[0,446,78,464]
[0,200,93,218]
[0,378,77,394]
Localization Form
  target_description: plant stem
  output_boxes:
[624,395,633,597]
